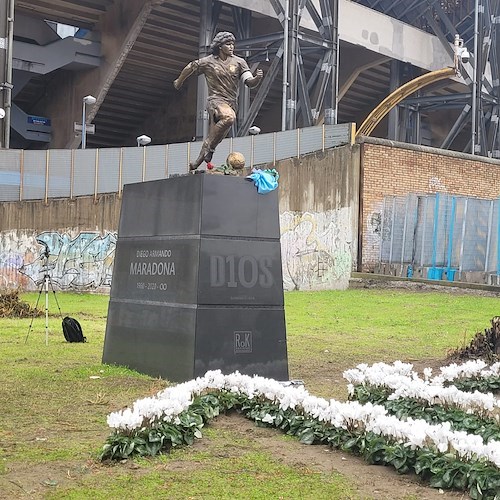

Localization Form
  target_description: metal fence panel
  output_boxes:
[300,125,324,155]
[325,123,352,148]
[275,129,298,161]
[73,149,96,197]
[121,147,143,187]
[144,145,167,181]
[433,193,451,268]
[461,198,490,271]
[0,149,21,201]
[390,197,407,265]
[486,199,499,273]
[379,197,394,263]
[168,142,189,176]
[47,149,71,199]
[448,197,464,269]
[252,133,274,167]
[97,148,120,194]
[23,150,46,200]
[495,199,500,274]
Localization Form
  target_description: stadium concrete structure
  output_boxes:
[0,0,499,158]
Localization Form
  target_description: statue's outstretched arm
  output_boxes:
[174,62,197,90]
[243,68,264,89]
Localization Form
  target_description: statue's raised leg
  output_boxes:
[190,106,235,171]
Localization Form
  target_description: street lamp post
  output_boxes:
[81,95,96,149]
[136,135,152,182]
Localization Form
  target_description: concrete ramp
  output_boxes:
[13,36,100,75]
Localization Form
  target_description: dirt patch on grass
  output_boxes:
[350,277,500,298]
[212,413,465,500]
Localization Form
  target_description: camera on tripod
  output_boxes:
[25,239,85,345]
[25,239,60,346]
[37,239,50,261]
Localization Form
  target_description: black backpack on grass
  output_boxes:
[62,316,86,343]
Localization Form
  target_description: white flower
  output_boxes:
[261,413,275,424]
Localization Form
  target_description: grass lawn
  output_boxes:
[0,288,498,499]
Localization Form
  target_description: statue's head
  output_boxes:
[210,31,236,55]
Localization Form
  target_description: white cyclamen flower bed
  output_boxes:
[107,369,500,469]
[343,361,500,416]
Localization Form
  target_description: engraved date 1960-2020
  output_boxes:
[136,282,169,290]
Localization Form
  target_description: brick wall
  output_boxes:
[360,138,500,271]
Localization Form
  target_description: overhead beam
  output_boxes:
[221,0,453,72]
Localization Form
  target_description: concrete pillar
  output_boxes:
[236,8,251,134]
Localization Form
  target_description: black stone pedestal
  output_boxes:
[102,174,288,382]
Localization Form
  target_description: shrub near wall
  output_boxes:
[359,137,500,272]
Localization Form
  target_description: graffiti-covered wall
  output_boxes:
[0,229,117,292]
[281,210,354,290]
[0,146,361,292]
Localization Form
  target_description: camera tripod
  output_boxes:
[25,245,63,346]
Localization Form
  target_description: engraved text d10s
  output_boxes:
[210,255,273,288]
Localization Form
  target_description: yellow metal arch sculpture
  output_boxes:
[356,66,457,138]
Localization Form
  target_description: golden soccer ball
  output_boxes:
[226,151,245,170]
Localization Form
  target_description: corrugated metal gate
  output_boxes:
[379,193,500,284]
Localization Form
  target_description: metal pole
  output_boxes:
[471,0,479,154]
[196,0,211,140]
[0,3,5,148]
[81,100,87,149]
[94,148,99,202]
[142,143,147,181]
[44,150,49,205]
[0,0,14,149]
[281,0,289,131]
[44,275,49,346]
[4,0,13,148]
[286,0,298,130]
[325,0,339,125]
